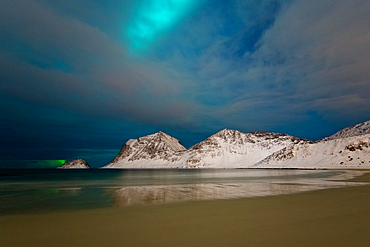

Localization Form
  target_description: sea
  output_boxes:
[0,168,365,215]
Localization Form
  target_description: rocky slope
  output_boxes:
[103,120,369,169]
[104,132,186,168]
[104,129,309,169]
[321,120,370,141]
[255,122,370,169]
[58,159,90,169]
[178,129,310,168]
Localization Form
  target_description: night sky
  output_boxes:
[1,0,369,168]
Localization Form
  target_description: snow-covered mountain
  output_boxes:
[104,131,186,168]
[104,129,309,169]
[103,120,369,169]
[178,129,309,168]
[255,134,370,169]
[255,121,370,169]
[320,120,370,141]
[58,159,90,169]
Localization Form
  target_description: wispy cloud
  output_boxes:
[0,0,369,165]
[164,0,370,132]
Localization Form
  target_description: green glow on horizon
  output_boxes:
[126,0,199,52]
[57,160,66,166]
[28,160,66,168]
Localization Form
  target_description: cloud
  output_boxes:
[170,0,370,131]
[0,0,201,129]
[253,0,370,114]
[1,0,369,165]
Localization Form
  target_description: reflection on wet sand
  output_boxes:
[114,170,367,206]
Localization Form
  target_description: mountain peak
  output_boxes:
[104,121,369,169]
[321,120,370,141]
[214,128,240,137]
[110,131,186,164]
[141,131,167,138]
[155,131,166,135]
[143,131,184,148]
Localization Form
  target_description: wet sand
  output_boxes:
[2,174,370,247]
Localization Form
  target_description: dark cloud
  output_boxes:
[0,0,369,167]
[174,0,370,134]
[0,0,200,124]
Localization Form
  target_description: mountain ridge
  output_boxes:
[103,120,369,169]
[255,133,370,169]
[104,129,310,169]
[320,120,370,141]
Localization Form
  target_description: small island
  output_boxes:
[58,159,90,169]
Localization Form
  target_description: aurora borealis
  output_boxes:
[29,160,66,169]
[0,160,66,169]
[126,0,203,52]
[0,0,369,168]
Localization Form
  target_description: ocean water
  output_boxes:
[0,169,365,214]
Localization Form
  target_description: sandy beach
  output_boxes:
[1,172,370,247]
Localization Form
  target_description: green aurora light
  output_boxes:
[126,0,201,52]
[0,160,67,168]
[28,160,66,168]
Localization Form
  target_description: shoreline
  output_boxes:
[1,167,370,171]
[1,172,370,247]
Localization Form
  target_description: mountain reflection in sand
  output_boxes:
[114,171,366,206]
